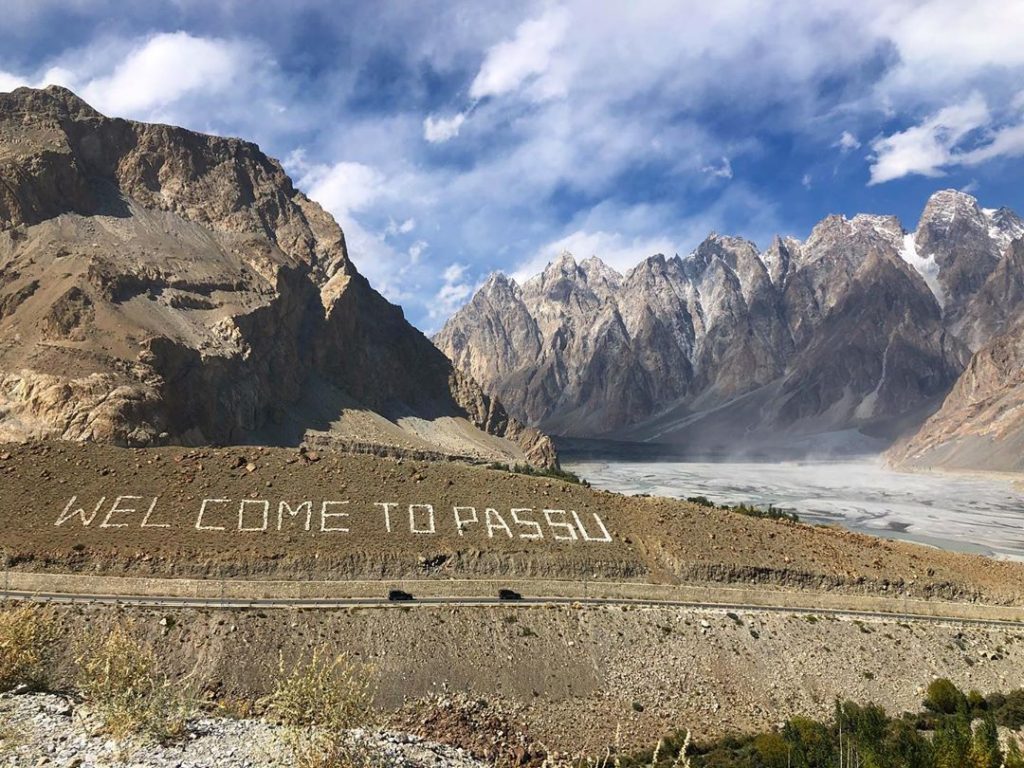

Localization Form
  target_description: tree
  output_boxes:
[968,716,1001,768]
[932,714,972,768]
[782,716,832,768]
[753,732,790,768]
[1005,738,1024,768]
[883,718,932,768]
[925,678,968,715]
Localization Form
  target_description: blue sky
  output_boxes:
[3,1,1024,331]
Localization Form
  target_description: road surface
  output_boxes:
[3,588,1023,628]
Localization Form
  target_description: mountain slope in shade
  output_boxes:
[436,189,1022,458]
[888,312,1024,473]
[0,86,555,466]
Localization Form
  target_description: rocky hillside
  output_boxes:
[436,190,1024,458]
[889,303,1024,473]
[0,86,554,466]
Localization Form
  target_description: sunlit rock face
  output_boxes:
[0,85,555,467]
[437,190,1024,461]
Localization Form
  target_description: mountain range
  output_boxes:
[0,86,555,467]
[436,190,1024,470]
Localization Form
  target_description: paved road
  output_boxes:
[3,588,1023,628]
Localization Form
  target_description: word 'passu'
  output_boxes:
[54,496,614,543]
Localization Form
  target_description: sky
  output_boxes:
[2,1,1024,332]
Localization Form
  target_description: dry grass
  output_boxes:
[268,647,377,768]
[0,720,27,756]
[0,603,56,691]
[74,619,194,743]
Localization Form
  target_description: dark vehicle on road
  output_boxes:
[388,589,414,601]
[498,588,523,601]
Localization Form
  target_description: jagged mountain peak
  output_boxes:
[623,252,686,286]
[761,235,802,285]
[527,249,580,288]
[579,254,622,281]
[482,271,519,292]
[437,191,1024,465]
[921,187,983,215]
[475,272,524,307]
[3,84,105,119]
[984,206,1024,251]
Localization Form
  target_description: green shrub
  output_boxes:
[487,462,590,486]
[925,678,967,715]
[685,495,799,522]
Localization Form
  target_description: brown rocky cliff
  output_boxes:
[0,85,554,466]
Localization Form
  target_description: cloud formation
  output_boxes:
[869,93,1024,184]
[1,1,1024,331]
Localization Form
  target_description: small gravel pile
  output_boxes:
[0,692,487,768]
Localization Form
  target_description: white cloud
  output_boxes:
[408,240,428,263]
[79,32,250,115]
[512,230,677,283]
[835,131,861,152]
[7,1,1024,332]
[701,156,733,180]
[293,160,385,217]
[871,0,1024,98]
[384,217,417,238]
[0,70,31,92]
[431,262,474,323]
[508,185,783,284]
[868,93,990,184]
[0,30,306,149]
[957,120,1024,166]
[468,7,570,101]
[423,111,466,143]
[802,173,812,189]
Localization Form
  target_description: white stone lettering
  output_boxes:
[375,502,397,533]
[51,491,616,543]
[572,510,612,542]
[55,496,106,527]
[277,501,313,532]
[408,504,435,534]
[100,495,142,528]
[484,508,513,538]
[140,497,168,528]
[543,509,578,541]
[510,508,543,540]
[239,499,270,532]
[453,506,477,535]
[320,501,351,532]
[196,498,230,531]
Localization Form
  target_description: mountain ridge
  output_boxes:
[436,189,1022,462]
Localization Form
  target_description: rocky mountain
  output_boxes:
[889,300,1024,473]
[436,190,1024,460]
[0,85,554,466]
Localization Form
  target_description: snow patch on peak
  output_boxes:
[983,207,1024,252]
[851,214,903,244]
[899,233,944,307]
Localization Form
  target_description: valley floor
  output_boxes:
[565,455,1024,560]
